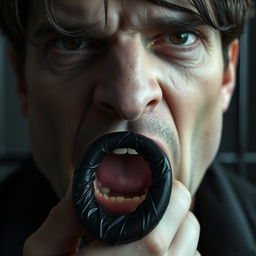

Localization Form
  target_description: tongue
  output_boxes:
[96,153,152,195]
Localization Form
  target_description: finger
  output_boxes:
[23,187,84,256]
[139,180,192,255]
[169,211,200,256]
[78,180,192,256]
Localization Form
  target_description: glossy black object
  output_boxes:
[72,132,172,245]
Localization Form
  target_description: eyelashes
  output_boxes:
[52,38,100,52]
[49,29,203,52]
[152,31,200,47]
[54,38,88,51]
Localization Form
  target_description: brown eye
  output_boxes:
[168,32,197,45]
[55,38,87,51]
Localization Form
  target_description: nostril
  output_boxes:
[96,101,116,115]
[148,99,159,107]
[145,97,161,113]
[102,102,115,113]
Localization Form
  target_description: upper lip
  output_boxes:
[132,132,172,166]
[75,130,173,170]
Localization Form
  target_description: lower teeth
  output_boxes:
[95,187,146,202]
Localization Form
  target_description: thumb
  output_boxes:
[23,186,85,256]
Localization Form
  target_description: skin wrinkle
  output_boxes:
[155,79,181,175]
[37,0,204,39]
[157,67,190,183]
[104,0,109,27]
[128,113,180,173]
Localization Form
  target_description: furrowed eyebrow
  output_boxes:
[31,22,105,41]
[142,16,207,32]
[32,15,207,41]
[148,0,198,16]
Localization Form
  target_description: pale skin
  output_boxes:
[11,0,239,254]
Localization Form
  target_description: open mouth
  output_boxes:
[73,131,172,244]
[94,148,152,215]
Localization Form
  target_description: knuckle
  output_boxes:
[23,237,38,256]
[172,180,192,211]
[141,232,167,256]
[174,180,192,202]
[23,239,31,256]
[48,204,61,220]
[187,211,200,234]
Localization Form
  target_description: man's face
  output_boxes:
[21,0,236,200]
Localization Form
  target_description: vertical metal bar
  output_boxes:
[239,24,250,176]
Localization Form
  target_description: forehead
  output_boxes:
[50,0,196,16]
[31,0,201,34]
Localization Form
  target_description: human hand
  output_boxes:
[23,180,200,256]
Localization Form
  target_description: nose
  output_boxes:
[93,36,162,121]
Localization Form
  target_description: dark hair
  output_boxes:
[0,0,255,74]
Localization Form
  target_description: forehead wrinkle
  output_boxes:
[119,2,202,33]
[31,0,116,37]
[148,0,199,14]
[53,0,106,27]
[31,0,207,39]
[53,0,103,18]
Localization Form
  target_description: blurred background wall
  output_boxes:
[0,38,30,180]
[0,16,256,183]
[218,17,256,184]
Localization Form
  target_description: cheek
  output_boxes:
[160,58,224,188]
[184,67,224,190]
[28,78,91,148]
[188,60,224,150]
[163,65,223,134]
[25,57,95,192]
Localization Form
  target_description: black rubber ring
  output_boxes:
[72,132,172,245]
